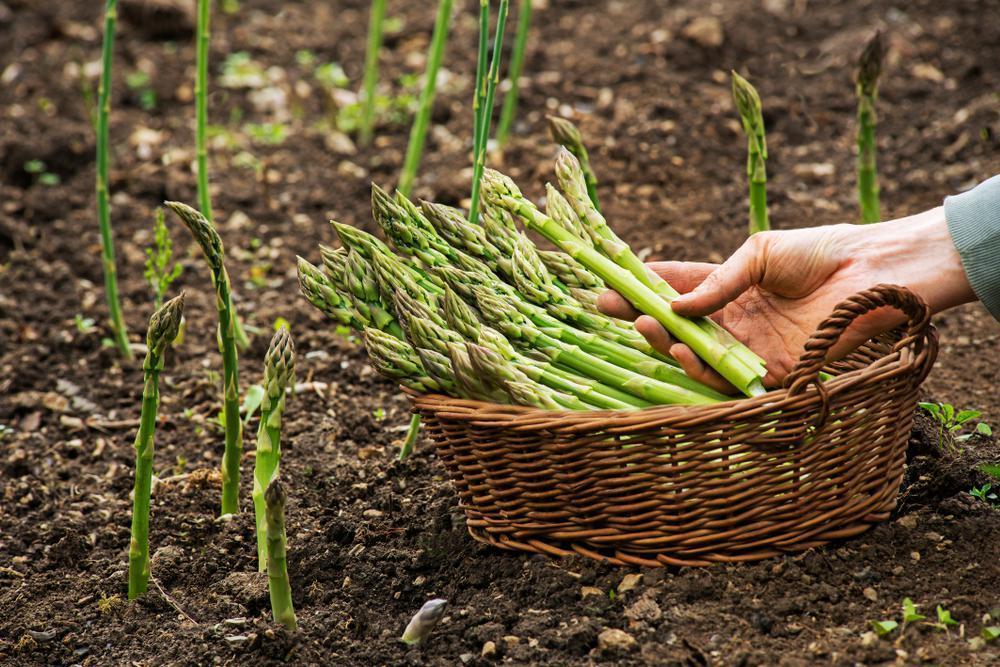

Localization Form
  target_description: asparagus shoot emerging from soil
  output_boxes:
[401,598,448,645]
[495,0,533,147]
[128,293,185,600]
[546,116,600,211]
[264,479,297,631]
[469,0,510,224]
[398,0,454,195]
[96,0,132,360]
[195,0,213,221]
[856,30,884,224]
[731,71,769,234]
[360,0,388,146]
[253,326,295,572]
[166,201,244,515]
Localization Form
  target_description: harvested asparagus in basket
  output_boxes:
[298,149,768,412]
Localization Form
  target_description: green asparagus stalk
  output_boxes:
[551,150,768,384]
[856,31,883,224]
[448,341,510,402]
[95,0,132,360]
[421,200,513,278]
[253,326,295,572]
[415,346,457,392]
[469,0,510,224]
[363,327,455,394]
[263,479,297,631]
[731,71,769,234]
[398,0,454,195]
[546,116,600,210]
[128,293,185,600]
[345,250,402,333]
[495,0,532,147]
[481,169,767,396]
[537,249,603,291]
[318,244,349,286]
[360,0,387,146]
[166,201,244,514]
[297,256,367,329]
[471,286,721,405]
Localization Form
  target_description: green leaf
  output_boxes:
[977,422,993,437]
[982,626,1000,642]
[936,606,958,627]
[980,464,1000,480]
[955,409,981,425]
[918,402,941,418]
[902,598,925,623]
[241,384,266,426]
[869,620,898,636]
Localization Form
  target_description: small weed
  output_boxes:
[869,619,898,636]
[902,597,925,624]
[918,402,991,452]
[173,455,187,476]
[925,605,959,633]
[219,52,267,89]
[126,70,156,111]
[373,407,386,421]
[97,592,125,616]
[244,122,287,146]
[23,160,60,186]
[969,483,998,504]
[144,208,183,308]
[74,314,97,334]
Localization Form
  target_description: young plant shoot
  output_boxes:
[360,0,388,146]
[264,479,297,631]
[253,326,296,571]
[144,208,183,308]
[495,0,532,147]
[398,0,454,195]
[856,31,884,224]
[468,0,510,223]
[546,116,599,211]
[731,71,769,234]
[96,0,132,360]
[166,201,243,515]
[128,293,185,600]
[401,598,448,645]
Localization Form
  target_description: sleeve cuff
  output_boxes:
[944,175,1000,322]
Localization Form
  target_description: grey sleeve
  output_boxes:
[944,175,1000,321]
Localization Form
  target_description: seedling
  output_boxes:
[128,294,185,599]
[902,597,925,624]
[24,160,60,186]
[869,620,898,637]
[983,626,1000,642]
[74,314,97,334]
[918,402,991,451]
[928,605,959,633]
[144,208,183,308]
[244,122,288,146]
[126,70,156,111]
[969,483,998,503]
[95,0,132,360]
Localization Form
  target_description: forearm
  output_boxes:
[944,175,1000,320]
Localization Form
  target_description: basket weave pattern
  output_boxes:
[410,285,938,567]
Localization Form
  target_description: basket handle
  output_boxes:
[783,283,932,396]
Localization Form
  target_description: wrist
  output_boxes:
[858,207,976,313]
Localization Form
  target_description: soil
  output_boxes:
[2,0,999,665]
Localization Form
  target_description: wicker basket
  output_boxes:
[409,284,938,567]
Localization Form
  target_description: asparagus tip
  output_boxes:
[856,30,884,94]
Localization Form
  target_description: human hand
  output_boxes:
[598,207,975,393]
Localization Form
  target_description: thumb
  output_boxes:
[671,235,767,316]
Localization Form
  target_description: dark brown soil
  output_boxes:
[2,0,999,665]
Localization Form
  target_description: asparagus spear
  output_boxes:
[362,327,454,394]
[731,71,769,235]
[398,0,454,195]
[551,150,768,378]
[96,0,133,360]
[297,256,367,329]
[546,116,600,210]
[253,326,295,572]
[128,293,185,600]
[318,244,349,287]
[344,250,401,334]
[448,341,510,403]
[481,169,766,397]
[166,201,244,514]
[471,286,721,405]
[856,31,883,224]
[360,0,388,146]
[495,0,533,147]
[263,479,297,631]
[469,0,510,224]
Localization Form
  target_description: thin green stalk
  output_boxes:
[398,0,454,195]
[264,479,297,631]
[128,294,185,600]
[166,202,243,515]
[253,326,295,571]
[495,0,532,147]
[471,0,490,170]
[856,31,883,224]
[196,0,213,221]
[547,116,599,211]
[399,413,421,460]
[468,0,509,223]
[96,0,132,360]
[482,169,767,397]
[360,0,387,146]
[731,71,769,234]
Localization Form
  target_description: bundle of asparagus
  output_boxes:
[298,151,766,416]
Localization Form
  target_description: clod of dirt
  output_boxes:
[214,572,269,612]
[119,0,195,39]
[597,627,637,653]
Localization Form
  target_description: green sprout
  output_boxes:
[24,160,60,186]
[902,598,925,624]
[731,71,769,235]
[869,620,898,637]
[918,402,991,452]
[144,208,183,308]
[74,314,97,334]
[126,70,156,111]
[969,483,998,503]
